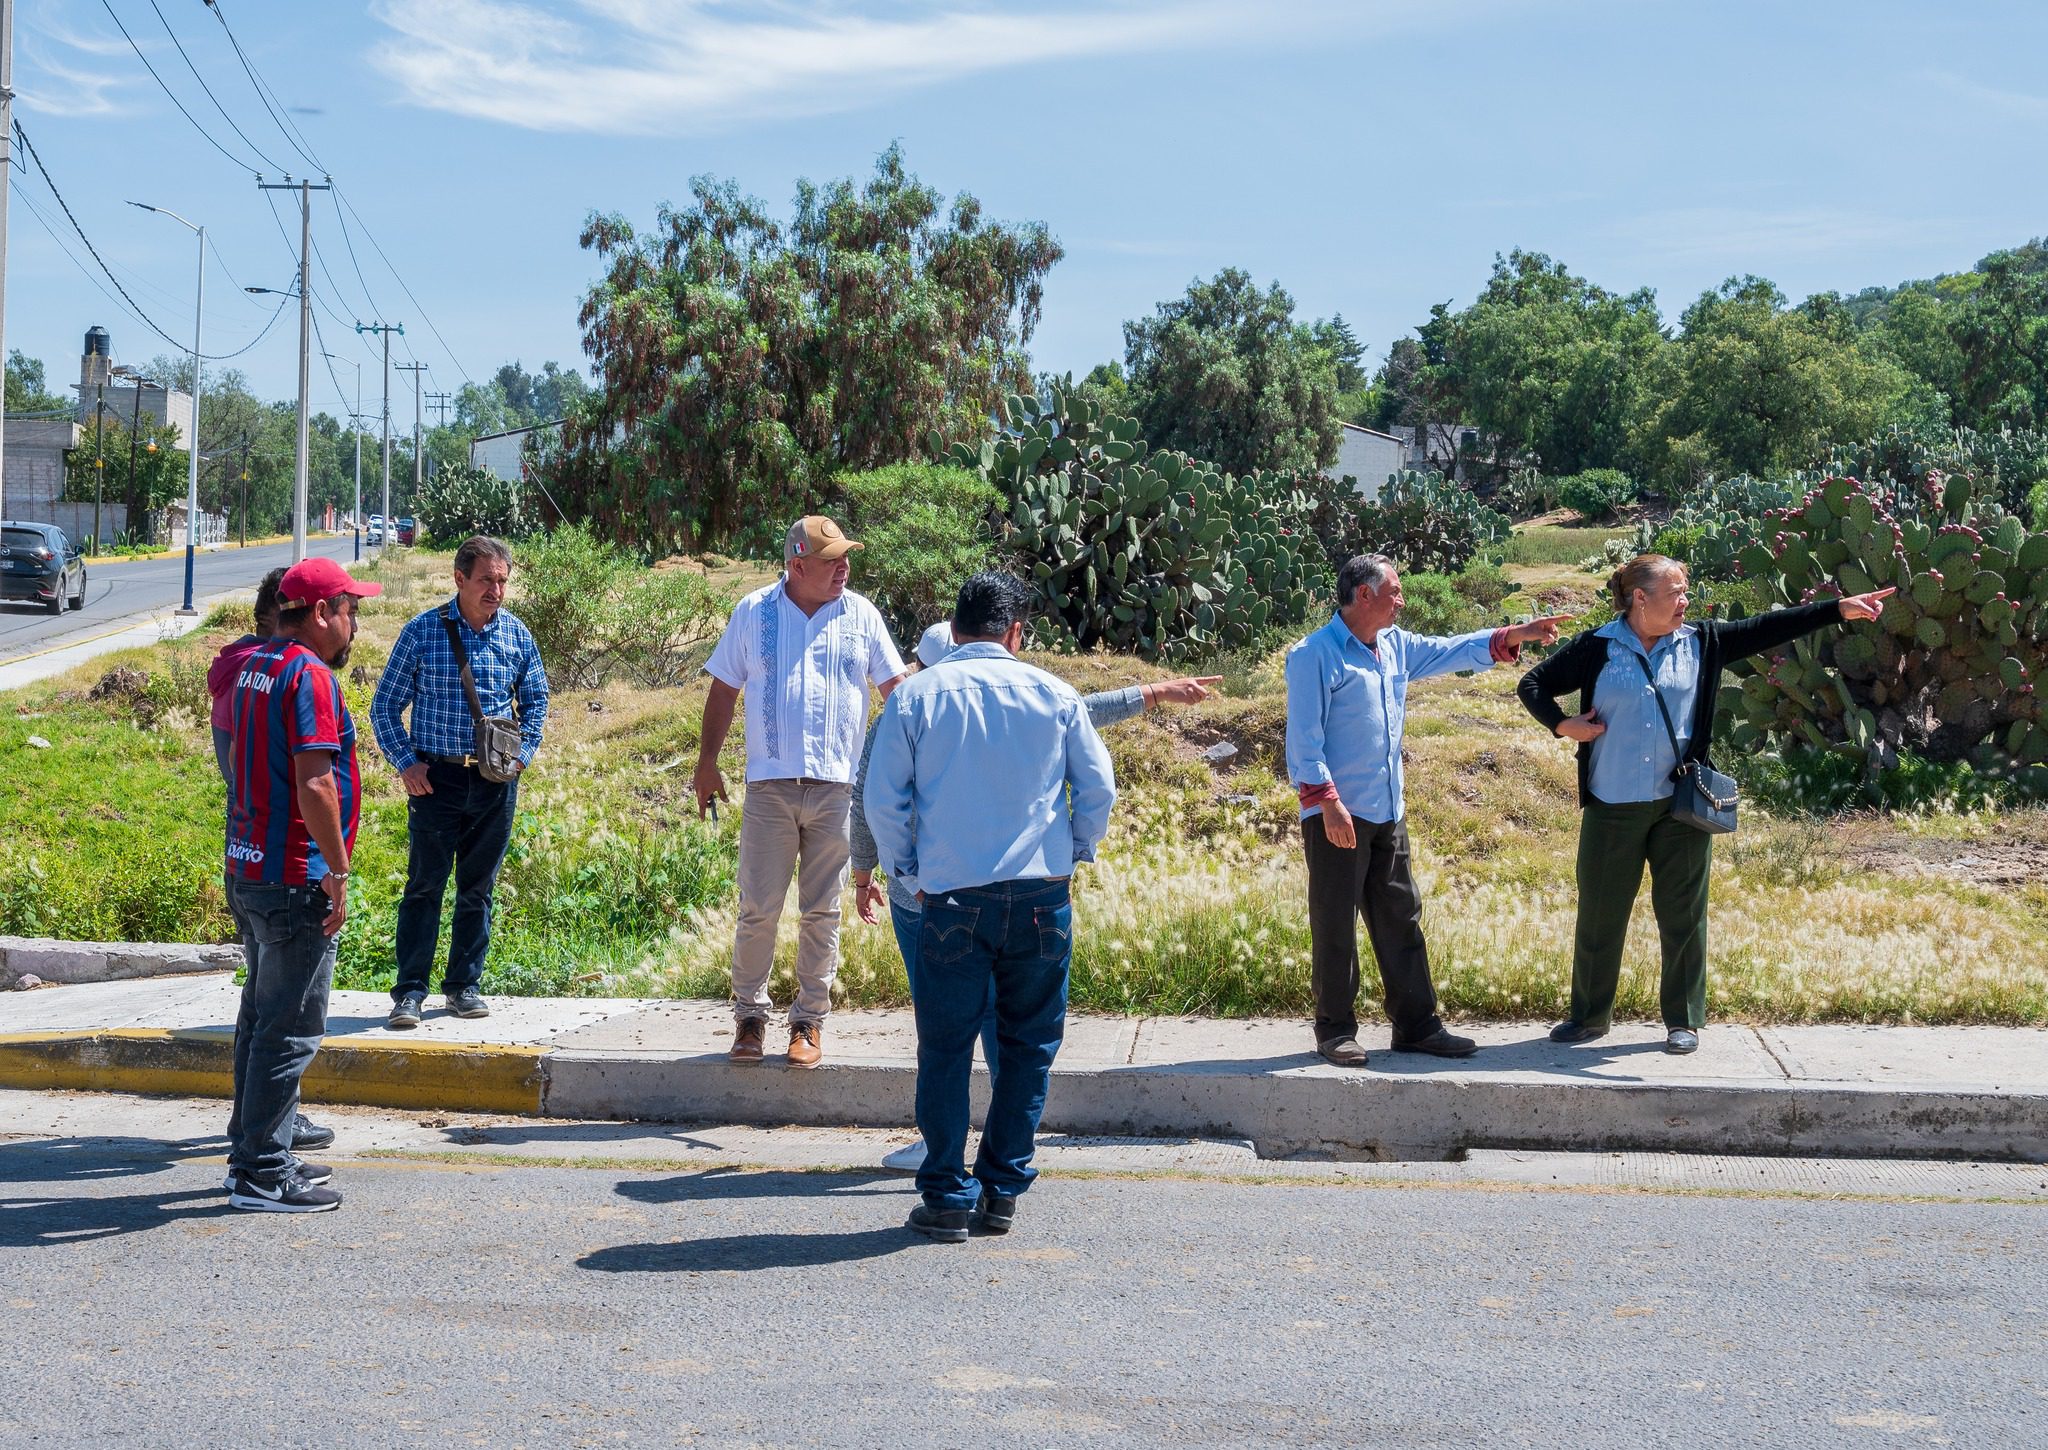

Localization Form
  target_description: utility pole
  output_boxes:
[256,175,329,562]
[129,202,205,613]
[397,361,425,521]
[91,381,105,552]
[125,376,147,539]
[426,390,451,427]
[0,0,15,527]
[356,320,403,557]
[324,351,362,561]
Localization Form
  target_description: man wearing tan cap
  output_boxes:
[695,515,907,1066]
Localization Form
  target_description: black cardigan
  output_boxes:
[1516,600,1846,807]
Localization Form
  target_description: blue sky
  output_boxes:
[10,0,2048,421]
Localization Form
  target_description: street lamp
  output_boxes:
[247,284,312,558]
[324,350,363,561]
[129,201,205,615]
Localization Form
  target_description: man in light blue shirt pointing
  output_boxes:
[867,571,1116,1243]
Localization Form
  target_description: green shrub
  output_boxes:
[2029,480,2048,532]
[1557,468,1638,521]
[1451,558,1521,611]
[511,524,633,688]
[838,463,1001,642]
[1344,469,1511,575]
[613,568,732,687]
[1396,572,1484,635]
[416,463,531,546]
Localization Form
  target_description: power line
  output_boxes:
[96,0,261,176]
[145,0,289,174]
[8,165,155,335]
[204,0,326,174]
[326,192,383,321]
[333,185,473,385]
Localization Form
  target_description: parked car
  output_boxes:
[0,521,87,615]
[367,516,386,546]
[398,517,418,546]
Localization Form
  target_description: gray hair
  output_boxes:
[454,535,514,576]
[1336,553,1397,607]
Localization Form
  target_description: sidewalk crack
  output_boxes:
[1751,1026,1795,1080]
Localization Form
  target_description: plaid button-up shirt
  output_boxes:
[370,599,550,772]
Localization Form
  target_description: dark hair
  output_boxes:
[277,592,355,632]
[1336,553,1396,607]
[253,567,287,634]
[1609,553,1683,614]
[951,570,1032,641]
[455,535,513,576]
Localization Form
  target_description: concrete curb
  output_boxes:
[0,1029,546,1115]
[0,937,241,991]
[6,1026,2043,1162]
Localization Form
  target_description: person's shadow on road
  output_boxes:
[0,1134,226,1186]
[612,1166,900,1206]
[586,1167,916,1272]
[0,1187,231,1247]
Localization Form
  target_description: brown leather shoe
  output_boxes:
[1316,1034,1369,1068]
[787,1021,823,1068]
[729,1017,766,1064]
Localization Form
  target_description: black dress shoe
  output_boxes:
[1390,1027,1478,1058]
[291,1114,336,1152]
[977,1194,1018,1235]
[1549,1020,1608,1044]
[907,1203,971,1243]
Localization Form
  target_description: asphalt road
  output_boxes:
[0,533,363,665]
[2,1128,2040,1448]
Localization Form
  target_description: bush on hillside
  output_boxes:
[509,524,733,689]
[837,463,1001,642]
[416,463,531,546]
[1339,469,1511,575]
[1557,468,1638,521]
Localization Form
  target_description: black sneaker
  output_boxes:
[1390,1026,1478,1058]
[227,1168,342,1213]
[223,1158,332,1192]
[907,1203,971,1243]
[1549,1020,1608,1045]
[977,1193,1018,1235]
[388,992,426,1029]
[445,988,491,1020]
[292,1114,336,1152]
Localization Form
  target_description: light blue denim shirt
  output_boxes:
[1285,614,1498,824]
[866,642,1117,898]
[1587,618,1701,805]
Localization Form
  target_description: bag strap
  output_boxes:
[1626,647,1688,782]
[439,604,488,727]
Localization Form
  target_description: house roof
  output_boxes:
[1337,422,1404,444]
[469,418,567,445]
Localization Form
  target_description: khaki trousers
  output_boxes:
[731,778,852,1026]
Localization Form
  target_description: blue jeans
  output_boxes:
[393,760,518,999]
[912,878,1072,1213]
[891,898,1000,1081]
[225,877,338,1183]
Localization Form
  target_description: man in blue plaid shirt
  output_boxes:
[370,536,549,1027]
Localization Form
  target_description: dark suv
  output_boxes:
[0,521,87,614]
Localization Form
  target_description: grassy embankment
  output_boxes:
[3,531,2043,1024]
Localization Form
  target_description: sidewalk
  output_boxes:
[3,973,2044,1161]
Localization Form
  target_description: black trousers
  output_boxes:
[392,759,518,1000]
[1302,812,1443,1045]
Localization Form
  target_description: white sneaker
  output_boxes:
[880,1139,927,1172]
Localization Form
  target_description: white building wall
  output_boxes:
[1331,424,1405,502]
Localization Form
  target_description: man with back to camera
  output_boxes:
[1285,553,1567,1068]
[866,570,1117,1242]
[371,535,550,1028]
[221,557,379,1212]
[694,515,907,1068]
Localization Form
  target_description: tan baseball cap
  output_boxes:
[784,515,862,562]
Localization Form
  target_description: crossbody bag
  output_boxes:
[1629,649,1738,835]
[439,605,524,783]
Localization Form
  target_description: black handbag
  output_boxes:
[439,605,524,784]
[1629,650,1738,835]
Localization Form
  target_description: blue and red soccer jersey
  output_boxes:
[224,639,360,885]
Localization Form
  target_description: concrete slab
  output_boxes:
[316,989,652,1047]
[1760,1025,2048,1090]
[0,972,241,1031]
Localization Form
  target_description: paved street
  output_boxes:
[0,533,362,666]
[1,1094,2041,1448]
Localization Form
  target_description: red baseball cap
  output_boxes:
[277,557,382,609]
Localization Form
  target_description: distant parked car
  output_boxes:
[398,516,418,546]
[0,521,87,615]
[367,517,386,546]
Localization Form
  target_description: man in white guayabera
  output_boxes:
[694,516,907,1068]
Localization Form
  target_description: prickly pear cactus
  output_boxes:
[1726,473,2048,786]
[1337,470,1510,576]
[937,387,1335,658]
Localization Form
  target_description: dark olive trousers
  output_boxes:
[1303,812,1443,1046]
[1570,797,1713,1031]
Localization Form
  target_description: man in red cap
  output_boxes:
[220,556,379,1213]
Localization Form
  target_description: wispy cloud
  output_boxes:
[366,0,1398,135]
[1921,69,2048,121]
[15,2,133,118]
[1605,206,1951,265]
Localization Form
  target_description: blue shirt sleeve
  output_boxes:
[1084,685,1146,729]
[1283,639,1334,789]
[865,692,919,890]
[515,624,551,767]
[371,616,422,771]
[1064,698,1118,862]
[1395,627,1498,682]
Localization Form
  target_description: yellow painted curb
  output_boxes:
[0,1028,546,1114]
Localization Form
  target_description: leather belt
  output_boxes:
[419,751,480,769]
